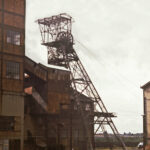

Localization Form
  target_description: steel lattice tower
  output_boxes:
[37,13,126,150]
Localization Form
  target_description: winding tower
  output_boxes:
[37,13,126,150]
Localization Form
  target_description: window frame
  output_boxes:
[6,30,21,46]
[6,61,20,80]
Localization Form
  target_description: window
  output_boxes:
[6,61,20,79]
[0,116,14,131]
[6,30,21,45]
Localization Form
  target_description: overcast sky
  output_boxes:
[26,0,150,133]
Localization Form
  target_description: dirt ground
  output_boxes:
[96,147,138,150]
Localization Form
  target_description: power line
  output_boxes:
[75,39,140,98]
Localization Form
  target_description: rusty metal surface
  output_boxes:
[24,56,47,81]
[37,13,126,150]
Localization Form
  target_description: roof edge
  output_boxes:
[141,81,150,89]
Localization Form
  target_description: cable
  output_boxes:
[74,38,141,98]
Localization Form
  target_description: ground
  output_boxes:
[96,147,138,150]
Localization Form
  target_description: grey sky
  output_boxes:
[26,0,150,133]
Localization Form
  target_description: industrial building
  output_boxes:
[0,0,126,150]
[0,1,94,149]
[0,0,25,149]
[141,82,150,150]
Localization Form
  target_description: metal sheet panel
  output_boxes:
[1,93,24,116]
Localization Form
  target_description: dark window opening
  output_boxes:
[6,30,21,45]
[0,116,14,131]
[6,61,20,79]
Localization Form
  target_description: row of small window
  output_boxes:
[6,61,20,79]
[6,30,21,45]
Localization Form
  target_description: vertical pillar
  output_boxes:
[70,101,72,150]
[20,98,24,150]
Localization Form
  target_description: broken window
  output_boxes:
[6,30,21,45]
[6,61,20,79]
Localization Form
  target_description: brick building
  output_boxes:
[141,82,150,150]
[0,0,25,149]
[0,1,94,150]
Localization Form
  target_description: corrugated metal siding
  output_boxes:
[1,92,24,116]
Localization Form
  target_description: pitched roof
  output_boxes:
[141,81,150,89]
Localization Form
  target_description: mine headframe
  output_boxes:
[37,13,126,150]
[37,13,74,67]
